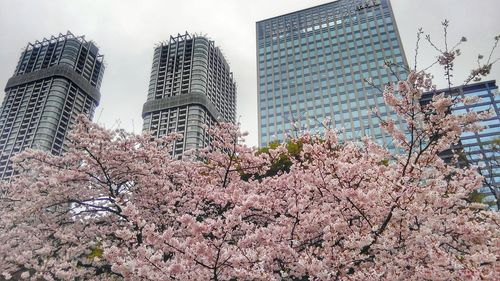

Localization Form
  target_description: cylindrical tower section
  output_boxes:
[185,105,210,150]
[31,78,70,150]
[59,38,80,69]
[191,37,209,95]
[147,47,162,101]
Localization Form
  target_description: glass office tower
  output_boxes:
[142,33,236,156]
[256,0,408,147]
[0,31,104,179]
[422,80,500,208]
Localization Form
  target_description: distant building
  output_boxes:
[142,33,236,156]
[421,80,499,207]
[0,31,104,179]
[256,0,408,147]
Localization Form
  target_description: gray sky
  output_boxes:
[1,0,499,147]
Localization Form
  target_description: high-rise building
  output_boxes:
[142,33,236,156]
[421,80,500,208]
[256,0,408,147]
[0,31,104,179]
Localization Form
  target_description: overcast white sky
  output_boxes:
[1,0,499,147]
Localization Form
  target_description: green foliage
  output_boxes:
[87,244,104,261]
[489,138,500,151]
[468,190,495,207]
[241,140,303,181]
[379,159,389,166]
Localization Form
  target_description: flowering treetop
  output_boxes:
[0,25,499,281]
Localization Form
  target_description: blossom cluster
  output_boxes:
[0,70,498,280]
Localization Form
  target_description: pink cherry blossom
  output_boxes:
[1,33,499,281]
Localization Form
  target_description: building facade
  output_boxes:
[421,80,500,208]
[256,0,408,147]
[142,33,236,156]
[0,31,104,179]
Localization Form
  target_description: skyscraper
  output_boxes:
[0,31,104,179]
[256,0,408,147]
[421,80,500,208]
[142,33,236,156]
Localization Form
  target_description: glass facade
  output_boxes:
[422,80,499,207]
[0,31,104,179]
[142,33,236,156]
[256,0,408,147]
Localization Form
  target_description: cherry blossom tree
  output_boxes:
[1,27,499,280]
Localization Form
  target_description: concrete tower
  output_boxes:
[142,33,236,156]
[0,31,105,179]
